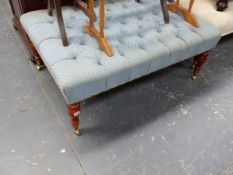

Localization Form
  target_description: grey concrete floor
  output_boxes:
[1,1,233,175]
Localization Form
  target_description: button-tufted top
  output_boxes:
[20,0,220,104]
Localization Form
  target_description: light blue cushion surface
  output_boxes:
[20,0,220,104]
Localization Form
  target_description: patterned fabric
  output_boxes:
[20,0,220,104]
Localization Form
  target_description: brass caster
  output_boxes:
[36,65,44,71]
[74,128,80,136]
[192,75,197,80]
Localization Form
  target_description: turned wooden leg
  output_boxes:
[160,0,169,23]
[192,51,209,80]
[135,0,169,24]
[53,0,69,46]
[73,0,97,21]
[34,56,44,71]
[67,102,81,135]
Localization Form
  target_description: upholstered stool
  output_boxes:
[20,0,220,135]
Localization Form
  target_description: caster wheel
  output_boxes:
[36,65,44,71]
[74,128,80,136]
[192,75,197,80]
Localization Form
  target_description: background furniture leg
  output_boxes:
[13,17,44,70]
[67,102,81,135]
[216,0,228,11]
[160,0,169,23]
[48,0,54,16]
[192,51,209,80]
[53,0,69,46]
[73,0,97,20]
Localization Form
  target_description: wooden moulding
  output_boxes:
[167,0,200,28]
[13,17,44,70]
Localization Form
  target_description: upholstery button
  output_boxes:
[138,32,144,38]
[138,44,146,50]
[118,39,124,44]
[120,19,127,25]
[138,24,143,29]
[136,15,143,20]
[47,17,55,24]
[119,52,124,56]
[79,40,86,45]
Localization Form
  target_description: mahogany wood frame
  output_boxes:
[13,17,44,70]
[67,102,81,135]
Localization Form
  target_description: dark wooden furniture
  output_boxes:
[48,0,69,46]
[9,0,89,70]
[9,0,72,19]
[216,0,228,11]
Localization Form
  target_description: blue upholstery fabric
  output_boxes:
[20,0,220,104]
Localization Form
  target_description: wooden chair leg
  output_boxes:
[67,102,81,135]
[73,0,97,20]
[135,0,169,24]
[160,0,169,23]
[167,0,199,28]
[48,0,54,16]
[53,0,69,46]
[84,0,113,56]
[192,51,209,80]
